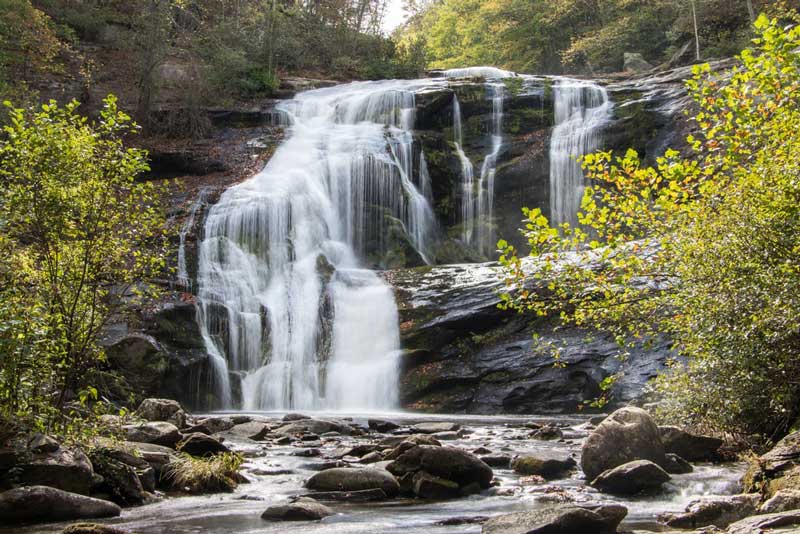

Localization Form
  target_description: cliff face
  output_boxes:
[133,64,703,413]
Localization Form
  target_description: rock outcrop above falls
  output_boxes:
[388,262,673,414]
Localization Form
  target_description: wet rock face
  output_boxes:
[481,504,627,534]
[590,459,671,495]
[1,445,94,496]
[390,264,673,414]
[305,467,400,497]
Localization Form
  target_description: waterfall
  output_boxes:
[176,187,210,291]
[549,79,613,228]
[453,95,476,244]
[452,83,505,254]
[443,66,517,79]
[196,80,438,410]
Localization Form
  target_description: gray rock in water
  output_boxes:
[177,433,230,457]
[0,486,121,524]
[368,419,400,433]
[760,489,800,514]
[581,407,666,480]
[511,455,576,479]
[305,467,400,497]
[261,497,333,521]
[195,417,235,434]
[659,426,723,462]
[274,419,354,436]
[123,421,182,448]
[387,445,493,489]
[624,52,654,72]
[412,470,460,499]
[591,460,670,495]
[662,452,693,474]
[412,422,461,434]
[726,509,800,534]
[662,493,761,529]
[481,504,627,534]
[226,421,269,440]
[136,398,186,428]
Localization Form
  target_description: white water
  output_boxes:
[444,66,517,79]
[196,80,439,410]
[549,79,613,228]
[452,83,505,254]
[176,187,210,290]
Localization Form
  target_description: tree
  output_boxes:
[497,14,800,440]
[0,96,166,431]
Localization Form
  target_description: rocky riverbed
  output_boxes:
[1,402,761,534]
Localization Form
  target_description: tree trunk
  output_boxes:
[746,0,756,23]
[691,0,701,61]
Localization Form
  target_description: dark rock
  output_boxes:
[104,334,168,398]
[293,448,321,457]
[136,398,186,428]
[662,494,761,529]
[123,422,182,448]
[0,486,121,524]
[302,488,388,502]
[305,467,400,497]
[28,434,60,454]
[659,426,723,462]
[369,419,400,433]
[226,422,269,440]
[261,498,333,521]
[379,434,441,449]
[511,455,576,479]
[88,449,147,506]
[8,446,94,495]
[437,516,489,525]
[412,471,461,499]
[387,445,493,489]
[481,504,627,534]
[359,451,383,464]
[663,452,693,474]
[283,413,311,422]
[177,433,230,457]
[195,417,235,434]
[529,425,563,440]
[580,407,666,480]
[591,459,670,495]
[481,455,511,468]
[123,441,176,477]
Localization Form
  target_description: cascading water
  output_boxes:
[452,95,476,244]
[446,69,508,255]
[176,187,210,291]
[549,79,613,228]
[196,80,439,410]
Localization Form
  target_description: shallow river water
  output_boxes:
[4,412,746,534]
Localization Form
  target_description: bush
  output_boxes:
[498,14,800,440]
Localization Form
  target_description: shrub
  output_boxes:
[164,452,243,494]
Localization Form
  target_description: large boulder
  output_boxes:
[726,510,800,534]
[744,430,800,497]
[105,334,167,397]
[481,504,627,534]
[387,445,493,489]
[136,398,187,428]
[88,448,148,506]
[624,52,654,73]
[661,493,761,529]
[123,441,176,479]
[659,426,723,462]
[0,486,121,524]
[123,421,182,448]
[760,489,800,514]
[226,421,269,440]
[6,445,94,495]
[590,459,670,495]
[177,433,230,457]
[261,497,333,521]
[511,455,576,479]
[580,406,666,480]
[412,422,461,434]
[305,468,399,497]
[412,471,461,499]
